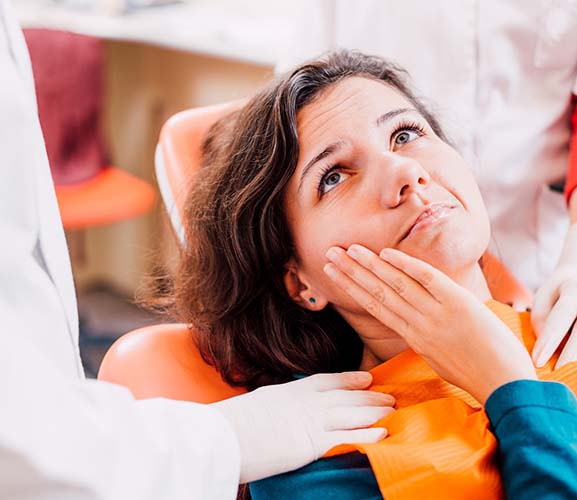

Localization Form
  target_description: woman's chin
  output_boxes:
[400,238,483,279]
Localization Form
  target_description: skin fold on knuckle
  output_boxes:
[371,284,388,304]
[364,299,384,320]
[399,317,413,337]
[418,271,434,289]
[390,276,408,297]
[365,255,382,274]
[346,265,358,280]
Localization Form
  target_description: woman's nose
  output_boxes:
[377,153,430,208]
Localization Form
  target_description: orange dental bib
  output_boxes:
[326,300,577,500]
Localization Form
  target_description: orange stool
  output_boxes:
[55,167,155,230]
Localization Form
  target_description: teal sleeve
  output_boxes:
[485,379,577,499]
[249,451,382,500]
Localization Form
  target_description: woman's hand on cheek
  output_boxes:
[324,246,537,404]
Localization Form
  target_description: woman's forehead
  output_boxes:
[296,77,413,140]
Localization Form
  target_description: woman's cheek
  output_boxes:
[295,231,357,306]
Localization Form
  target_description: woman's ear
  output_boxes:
[283,260,328,311]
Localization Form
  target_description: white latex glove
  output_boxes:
[532,223,577,369]
[212,371,393,483]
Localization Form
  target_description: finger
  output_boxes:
[304,371,373,391]
[345,244,435,316]
[533,292,577,367]
[326,246,420,319]
[378,248,457,303]
[322,427,388,453]
[531,282,558,337]
[323,389,395,408]
[555,321,577,369]
[325,406,395,431]
[324,262,416,336]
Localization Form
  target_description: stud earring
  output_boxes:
[309,297,316,304]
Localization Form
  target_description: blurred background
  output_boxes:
[16,0,302,376]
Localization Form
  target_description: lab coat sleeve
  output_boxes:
[0,1,240,498]
[0,331,241,500]
[565,93,577,205]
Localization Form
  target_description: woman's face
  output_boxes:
[284,76,490,314]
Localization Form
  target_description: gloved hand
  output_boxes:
[212,371,393,483]
[532,223,577,368]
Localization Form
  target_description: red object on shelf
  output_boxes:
[24,28,155,229]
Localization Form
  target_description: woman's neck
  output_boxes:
[342,262,492,369]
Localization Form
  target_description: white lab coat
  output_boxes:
[0,1,240,498]
[282,0,577,291]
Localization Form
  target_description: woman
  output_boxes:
[281,1,577,369]
[172,51,577,499]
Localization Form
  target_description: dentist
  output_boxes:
[0,1,391,498]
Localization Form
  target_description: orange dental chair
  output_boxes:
[98,101,533,403]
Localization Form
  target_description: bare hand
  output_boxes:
[324,245,536,404]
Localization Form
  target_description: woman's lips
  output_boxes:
[405,203,455,238]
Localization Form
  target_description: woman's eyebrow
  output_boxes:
[376,107,418,126]
[297,108,421,193]
[298,139,346,193]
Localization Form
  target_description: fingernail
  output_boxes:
[323,263,337,279]
[382,407,395,417]
[354,371,372,383]
[384,394,396,406]
[346,245,359,258]
[379,248,393,259]
[325,247,342,261]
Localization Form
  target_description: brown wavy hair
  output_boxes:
[171,50,448,390]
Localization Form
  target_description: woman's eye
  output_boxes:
[393,129,420,147]
[320,170,349,195]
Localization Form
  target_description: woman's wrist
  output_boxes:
[477,367,538,405]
